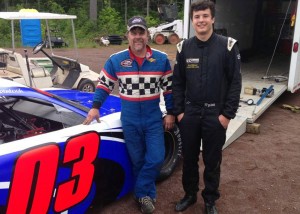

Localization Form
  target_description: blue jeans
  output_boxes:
[122,118,165,199]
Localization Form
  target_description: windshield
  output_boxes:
[0,95,86,144]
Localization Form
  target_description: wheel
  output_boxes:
[158,124,182,181]
[32,41,46,54]
[167,33,180,44]
[77,79,96,92]
[154,33,166,45]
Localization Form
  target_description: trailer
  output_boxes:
[183,0,300,148]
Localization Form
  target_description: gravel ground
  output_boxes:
[13,44,300,214]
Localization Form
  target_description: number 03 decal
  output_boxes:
[6,131,100,214]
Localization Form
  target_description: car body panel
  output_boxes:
[0,79,134,213]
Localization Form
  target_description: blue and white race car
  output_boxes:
[0,79,181,213]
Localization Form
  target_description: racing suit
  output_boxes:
[173,33,241,204]
[92,45,173,200]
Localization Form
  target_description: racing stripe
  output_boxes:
[0,182,10,189]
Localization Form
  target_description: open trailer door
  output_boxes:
[182,0,296,149]
[288,2,300,93]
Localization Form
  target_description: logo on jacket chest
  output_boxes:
[186,58,199,69]
[121,59,133,67]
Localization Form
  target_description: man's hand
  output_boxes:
[219,114,230,129]
[164,115,175,130]
[83,108,100,125]
[177,113,184,123]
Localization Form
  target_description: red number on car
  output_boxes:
[6,132,100,214]
[54,132,99,212]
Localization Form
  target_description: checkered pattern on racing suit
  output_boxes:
[92,45,173,199]
[92,45,173,112]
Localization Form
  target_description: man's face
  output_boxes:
[192,8,215,37]
[127,27,149,53]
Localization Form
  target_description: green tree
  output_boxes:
[0,0,184,47]
[98,7,125,36]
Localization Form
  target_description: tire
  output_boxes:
[167,33,180,44]
[108,35,123,45]
[158,124,182,181]
[154,33,166,45]
[77,79,96,92]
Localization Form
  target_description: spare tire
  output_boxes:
[167,33,180,44]
[158,124,182,181]
[153,33,166,45]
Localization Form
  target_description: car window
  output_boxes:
[0,95,85,144]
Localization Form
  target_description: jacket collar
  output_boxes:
[129,45,153,60]
[194,32,216,47]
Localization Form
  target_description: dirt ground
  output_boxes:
[23,44,300,214]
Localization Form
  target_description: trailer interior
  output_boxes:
[184,0,300,148]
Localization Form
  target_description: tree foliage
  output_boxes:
[0,0,184,47]
[98,7,124,36]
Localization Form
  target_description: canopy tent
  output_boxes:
[0,12,78,59]
[0,12,76,20]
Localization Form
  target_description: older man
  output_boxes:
[84,16,174,214]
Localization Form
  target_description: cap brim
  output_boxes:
[128,24,147,31]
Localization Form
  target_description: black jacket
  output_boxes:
[173,33,241,119]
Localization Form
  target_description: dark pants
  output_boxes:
[178,103,226,204]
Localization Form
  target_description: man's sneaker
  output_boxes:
[205,203,218,214]
[138,196,155,214]
[134,195,156,204]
